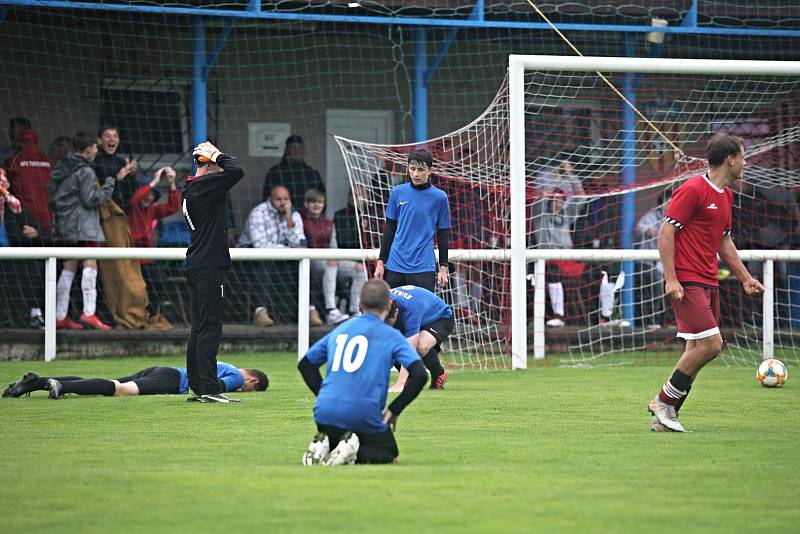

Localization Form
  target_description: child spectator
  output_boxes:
[128,166,180,316]
[298,188,350,326]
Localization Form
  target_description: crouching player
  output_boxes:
[3,362,268,400]
[298,279,427,465]
[386,285,454,392]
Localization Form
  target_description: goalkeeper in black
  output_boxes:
[181,141,245,403]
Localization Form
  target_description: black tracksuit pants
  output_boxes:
[186,267,226,395]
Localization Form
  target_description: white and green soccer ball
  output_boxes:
[757,358,787,388]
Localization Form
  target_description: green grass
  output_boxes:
[1,354,798,533]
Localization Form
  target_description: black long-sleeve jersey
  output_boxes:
[181,154,244,271]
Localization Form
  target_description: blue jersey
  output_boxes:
[306,313,421,433]
[391,285,453,338]
[385,182,451,273]
[176,362,244,394]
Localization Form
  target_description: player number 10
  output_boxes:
[331,334,369,373]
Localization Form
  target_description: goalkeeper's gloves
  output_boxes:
[193,141,222,164]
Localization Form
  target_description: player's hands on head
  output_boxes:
[742,277,765,296]
[193,141,222,163]
[665,279,684,301]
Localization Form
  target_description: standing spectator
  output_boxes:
[0,116,31,164]
[534,189,582,327]
[3,168,46,328]
[5,128,54,237]
[237,185,322,326]
[374,149,451,292]
[648,133,764,433]
[49,132,116,331]
[128,167,180,318]
[48,135,74,164]
[299,188,350,326]
[635,190,667,329]
[261,135,326,207]
[333,186,369,316]
[92,125,139,210]
[181,141,245,403]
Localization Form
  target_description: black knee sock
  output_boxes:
[422,347,445,379]
[59,378,116,396]
[675,385,692,414]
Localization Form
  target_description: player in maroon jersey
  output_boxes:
[649,133,765,432]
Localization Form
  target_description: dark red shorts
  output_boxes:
[670,284,721,340]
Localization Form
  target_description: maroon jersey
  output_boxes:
[664,174,733,286]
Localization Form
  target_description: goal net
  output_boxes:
[336,57,800,369]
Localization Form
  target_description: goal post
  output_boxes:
[508,54,800,369]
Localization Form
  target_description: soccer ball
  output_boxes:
[756,359,787,388]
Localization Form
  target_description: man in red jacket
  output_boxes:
[128,166,180,315]
[4,128,53,237]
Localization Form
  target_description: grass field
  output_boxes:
[1,353,798,533]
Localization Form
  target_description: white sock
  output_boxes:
[56,269,75,321]
[350,269,367,313]
[548,282,564,317]
[600,280,615,318]
[323,265,337,311]
[81,267,98,316]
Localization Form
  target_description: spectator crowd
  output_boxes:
[1,117,798,333]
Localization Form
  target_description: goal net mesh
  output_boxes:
[337,68,800,368]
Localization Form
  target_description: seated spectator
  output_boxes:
[5,128,53,238]
[128,167,180,318]
[3,169,47,328]
[535,189,627,327]
[49,132,116,331]
[261,135,325,207]
[299,188,355,326]
[332,186,370,316]
[238,184,322,326]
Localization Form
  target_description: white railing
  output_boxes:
[1,247,798,365]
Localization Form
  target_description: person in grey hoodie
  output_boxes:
[49,132,135,330]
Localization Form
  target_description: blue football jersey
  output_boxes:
[176,362,244,394]
[390,285,453,338]
[305,312,421,433]
[384,182,451,273]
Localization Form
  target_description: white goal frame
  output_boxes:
[508,54,800,369]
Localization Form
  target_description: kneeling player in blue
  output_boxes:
[298,279,427,465]
[386,285,454,392]
[3,362,268,403]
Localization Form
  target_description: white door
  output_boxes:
[326,109,394,216]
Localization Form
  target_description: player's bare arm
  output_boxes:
[718,235,764,295]
[657,221,683,301]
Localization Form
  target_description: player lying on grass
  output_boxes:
[298,279,427,465]
[385,285,454,392]
[3,362,268,400]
